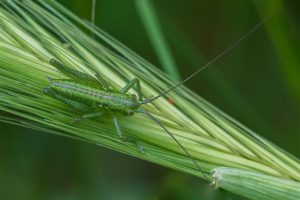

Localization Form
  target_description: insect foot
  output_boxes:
[122,137,145,154]
[137,143,145,154]
[118,134,130,142]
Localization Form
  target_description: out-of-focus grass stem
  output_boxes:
[135,0,180,81]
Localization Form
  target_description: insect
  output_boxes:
[43,58,209,176]
[43,5,267,177]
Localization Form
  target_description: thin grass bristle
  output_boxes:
[0,1,300,199]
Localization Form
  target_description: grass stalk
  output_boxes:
[253,0,300,106]
[0,1,299,199]
[135,0,180,80]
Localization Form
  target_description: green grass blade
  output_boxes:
[0,1,300,199]
[254,0,300,107]
[163,19,276,135]
[135,0,180,80]
[212,167,300,200]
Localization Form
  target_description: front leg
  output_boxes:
[120,78,142,100]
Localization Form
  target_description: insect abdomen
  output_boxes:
[49,80,139,114]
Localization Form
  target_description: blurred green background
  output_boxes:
[1,0,299,199]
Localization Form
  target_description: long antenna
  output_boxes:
[141,17,269,104]
[139,109,210,179]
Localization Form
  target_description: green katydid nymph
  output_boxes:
[43,17,267,178]
[43,58,210,176]
[43,58,205,175]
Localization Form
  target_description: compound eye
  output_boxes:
[128,110,134,116]
[131,94,137,101]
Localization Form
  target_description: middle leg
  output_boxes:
[113,115,123,139]
[72,112,104,123]
[43,87,92,112]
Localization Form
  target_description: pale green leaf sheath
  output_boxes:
[0,1,299,200]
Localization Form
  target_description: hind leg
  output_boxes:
[49,59,98,83]
[95,73,110,90]
[43,87,92,112]
[43,87,104,123]
[49,59,107,90]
